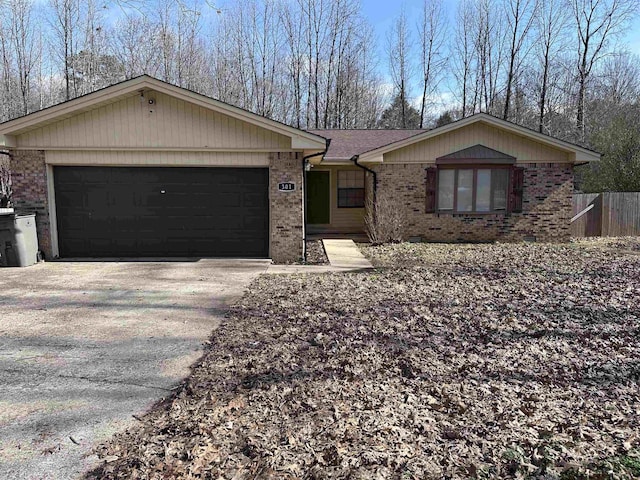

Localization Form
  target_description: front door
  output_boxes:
[307,171,330,224]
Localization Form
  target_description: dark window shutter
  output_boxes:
[425,167,437,213]
[509,167,524,213]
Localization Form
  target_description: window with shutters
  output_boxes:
[337,170,365,208]
[427,167,521,214]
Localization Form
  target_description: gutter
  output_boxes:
[351,155,377,205]
[302,139,330,261]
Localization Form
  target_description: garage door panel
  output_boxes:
[244,192,269,206]
[55,192,83,209]
[243,215,269,229]
[55,167,106,184]
[54,166,269,258]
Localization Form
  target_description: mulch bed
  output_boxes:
[304,240,329,265]
[89,240,640,479]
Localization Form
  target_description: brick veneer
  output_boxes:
[269,152,304,263]
[9,150,52,258]
[10,150,304,263]
[372,162,573,242]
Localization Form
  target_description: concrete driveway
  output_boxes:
[0,259,269,480]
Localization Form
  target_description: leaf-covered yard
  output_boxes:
[91,239,640,479]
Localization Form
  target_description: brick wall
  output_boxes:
[10,150,52,258]
[269,152,304,263]
[372,162,573,243]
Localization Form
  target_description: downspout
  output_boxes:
[351,154,377,205]
[302,139,330,262]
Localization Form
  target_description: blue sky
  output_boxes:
[358,0,639,107]
[359,0,640,60]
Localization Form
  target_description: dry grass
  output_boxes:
[90,239,640,479]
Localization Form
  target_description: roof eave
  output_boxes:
[357,113,601,163]
[0,75,327,150]
[0,76,149,135]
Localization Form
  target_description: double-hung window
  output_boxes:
[437,167,510,213]
[338,170,365,208]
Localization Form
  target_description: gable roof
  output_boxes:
[0,75,327,150]
[357,113,600,163]
[309,129,423,161]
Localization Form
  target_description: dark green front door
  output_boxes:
[307,171,330,224]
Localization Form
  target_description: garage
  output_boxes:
[54,166,269,258]
[0,76,327,262]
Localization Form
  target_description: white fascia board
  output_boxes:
[354,154,384,164]
[575,151,600,162]
[292,136,326,150]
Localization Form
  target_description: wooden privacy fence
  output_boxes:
[572,192,640,237]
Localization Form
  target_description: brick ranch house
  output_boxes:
[0,76,600,263]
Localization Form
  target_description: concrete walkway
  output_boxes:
[322,239,373,269]
[265,239,373,274]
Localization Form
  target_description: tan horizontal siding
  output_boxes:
[45,150,270,166]
[384,122,570,163]
[17,91,291,150]
[311,165,365,232]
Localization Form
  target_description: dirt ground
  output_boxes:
[90,239,639,479]
[0,259,269,480]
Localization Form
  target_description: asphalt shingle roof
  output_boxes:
[308,129,425,160]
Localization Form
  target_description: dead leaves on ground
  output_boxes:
[90,240,640,479]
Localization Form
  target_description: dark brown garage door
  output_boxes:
[54,166,269,258]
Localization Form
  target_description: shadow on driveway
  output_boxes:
[0,259,269,480]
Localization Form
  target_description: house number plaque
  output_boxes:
[278,182,296,192]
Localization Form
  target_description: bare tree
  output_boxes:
[0,0,638,149]
[6,0,39,115]
[473,0,506,115]
[0,13,16,121]
[570,0,637,139]
[387,8,413,128]
[453,0,477,117]
[597,52,640,104]
[112,14,161,79]
[49,0,80,100]
[502,0,538,120]
[534,0,568,132]
[418,0,447,128]
[281,1,306,128]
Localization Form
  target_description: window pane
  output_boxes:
[338,188,365,207]
[476,169,491,212]
[438,169,454,210]
[492,169,509,210]
[338,170,364,188]
[457,169,473,212]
